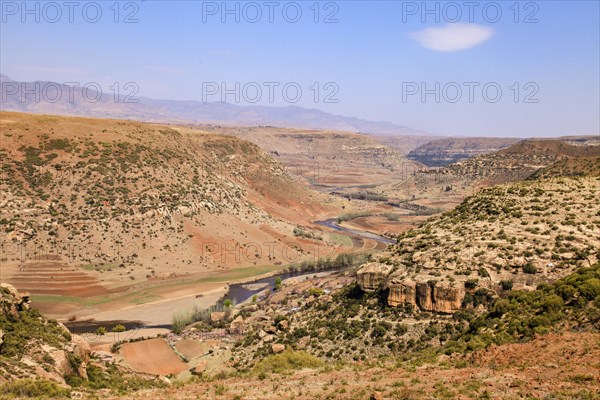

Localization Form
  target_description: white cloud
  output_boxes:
[409,23,494,52]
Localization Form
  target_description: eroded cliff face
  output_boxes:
[431,284,465,313]
[388,278,464,313]
[357,266,465,313]
[386,278,417,307]
[356,263,394,292]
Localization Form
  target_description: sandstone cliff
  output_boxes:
[357,266,465,313]
[355,263,394,292]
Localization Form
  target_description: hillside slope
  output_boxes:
[190,125,423,190]
[0,112,340,301]
[385,139,600,203]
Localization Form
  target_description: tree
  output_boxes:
[111,324,126,333]
[96,326,107,336]
[274,277,282,291]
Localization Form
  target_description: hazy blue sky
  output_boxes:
[1,0,599,137]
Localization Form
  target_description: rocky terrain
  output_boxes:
[1,135,600,398]
[0,112,354,321]
[91,260,600,400]
[405,136,599,167]
[0,282,90,385]
[190,124,423,191]
[371,175,600,302]
[382,138,600,204]
[0,111,329,265]
[218,171,600,369]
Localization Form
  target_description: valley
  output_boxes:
[2,4,599,398]
[1,111,599,399]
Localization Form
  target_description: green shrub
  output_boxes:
[444,263,600,355]
[253,350,323,374]
[523,264,538,274]
[0,379,71,398]
[0,308,70,358]
[464,279,479,289]
[171,310,192,334]
[500,280,513,291]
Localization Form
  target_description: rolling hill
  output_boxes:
[0,112,348,313]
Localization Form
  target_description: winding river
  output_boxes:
[66,219,395,333]
[315,218,397,245]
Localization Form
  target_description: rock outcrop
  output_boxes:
[271,343,285,353]
[387,278,417,307]
[386,275,464,313]
[0,283,91,384]
[357,268,465,313]
[356,263,394,292]
[431,283,465,313]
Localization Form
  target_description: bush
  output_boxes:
[0,379,71,398]
[0,308,70,358]
[500,280,513,291]
[171,310,192,334]
[523,263,538,274]
[253,350,323,374]
[445,263,600,356]
[464,279,479,289]
[96,326,107,336]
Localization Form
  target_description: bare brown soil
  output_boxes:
[119,338,188,376]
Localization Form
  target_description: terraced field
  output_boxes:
[5,257,108,297]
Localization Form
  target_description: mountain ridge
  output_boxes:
[0,75,428,136]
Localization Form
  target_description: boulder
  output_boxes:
[1,283,21,303]
[264,325,277,334]
[51,349,73,377]
[297,336,310,349]
[278,320,289,331]
[229,316,244,334]
[356,263,393,292]
[210,312,226,322]
[263,334,274,343]
[271,343,285,353]
[70,335,91,363]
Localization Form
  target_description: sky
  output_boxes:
[1,0,599,137]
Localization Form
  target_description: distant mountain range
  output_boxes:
[0,75,428,135]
